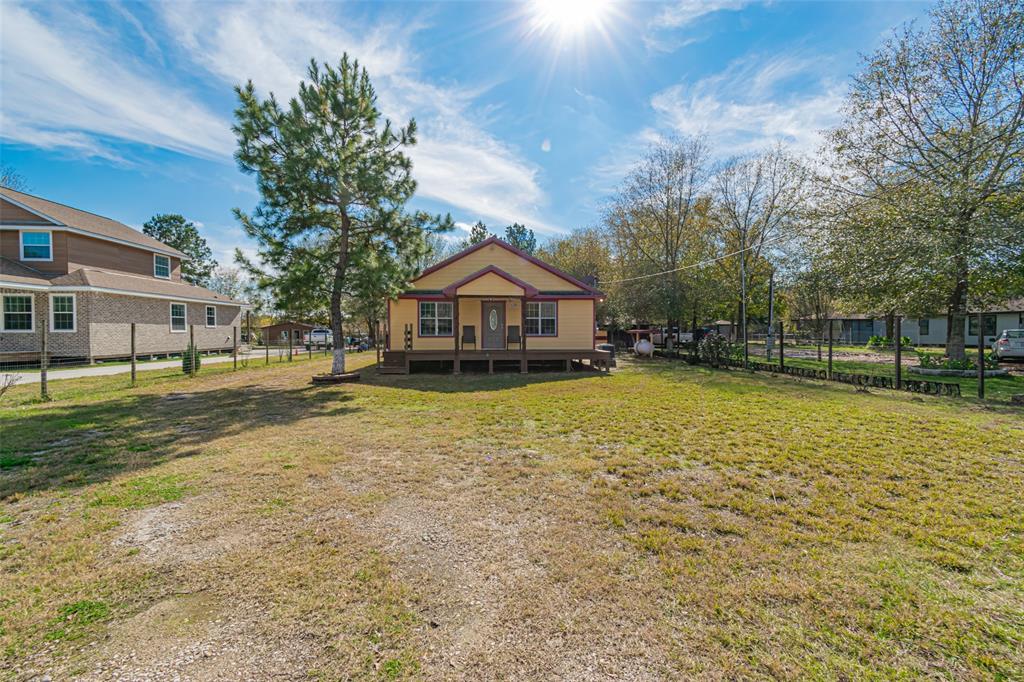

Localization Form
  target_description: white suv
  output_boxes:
[992,329,1024,361]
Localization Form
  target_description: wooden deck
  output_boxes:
[380,349,612,375]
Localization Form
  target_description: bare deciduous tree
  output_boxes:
[712,145,808,363]
[605,136,714,332]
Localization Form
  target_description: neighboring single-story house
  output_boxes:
[383,236,610,374]
[0,187,246,363]
[799,300,1024,347]
[260,321,314,346]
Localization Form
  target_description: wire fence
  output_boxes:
[0,320,345,402]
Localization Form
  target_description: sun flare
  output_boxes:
[529,0,614,38]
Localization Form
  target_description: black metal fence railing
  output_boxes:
[722,358,962,397]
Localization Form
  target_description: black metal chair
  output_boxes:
[462,325,476,350]
[507,325,522,350]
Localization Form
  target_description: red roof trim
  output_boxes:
[441,265,540,298]
[413,236,603,295]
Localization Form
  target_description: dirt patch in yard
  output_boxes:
[326,444,672,681]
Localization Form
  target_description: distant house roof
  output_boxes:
[0,187,186,258]
[0,258,243,305]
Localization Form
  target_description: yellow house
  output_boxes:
[383,237,610,374]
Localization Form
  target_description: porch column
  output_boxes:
[453,295,461,375]
[520,296,528,373]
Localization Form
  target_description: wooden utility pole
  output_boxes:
[894,316,902,390]
[977,311,985,400]
[265,338,270,365]
[288,328,293,361]
[40,312,49,401]
[827,319,834,380]
[233,326,238,370]
[130,322,137,387]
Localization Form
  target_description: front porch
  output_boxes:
[379,348,612,375]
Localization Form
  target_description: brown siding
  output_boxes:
[0,229,69,275]
[0,198,53,225]
[66,233,181,280]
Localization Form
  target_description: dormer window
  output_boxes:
[20,231,52,261]
[154,254,171,279]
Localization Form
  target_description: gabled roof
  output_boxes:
[441,265,540,298]
[0,187,186,258]
[414,236,603,295]
[0,256,53,287]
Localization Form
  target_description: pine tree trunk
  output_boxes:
[330,215,350,375]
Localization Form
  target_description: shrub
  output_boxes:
[182,342,201,375]
[698,332,733,367]
[914,351,998,371]
[866,335,912,349]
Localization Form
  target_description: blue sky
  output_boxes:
[0,0,930,265]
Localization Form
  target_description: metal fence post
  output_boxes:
[189,324,196,377]
[894,315,902,390]
[977,311,985,400]
[233,326,238,370]
[130,322,137,387]
[265,338,270,365]
[40,309,49,401]
[288,329,293,361]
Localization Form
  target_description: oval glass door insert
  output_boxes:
[489,309,498,331]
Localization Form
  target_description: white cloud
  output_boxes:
[648,53,844,156]
[540,139,551,153]
[0,3,233,160]
[157,1,555,233]
[0,1,555,234]
[645,0,753,52]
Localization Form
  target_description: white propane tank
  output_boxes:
[634,339,654,357]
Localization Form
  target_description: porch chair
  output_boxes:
[507,325,522,350]
[462,325,477,350]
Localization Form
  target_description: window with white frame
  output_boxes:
[2,294,33,331]
[154,254,171,279]
[170,302,186,332]
[20,231,52,260]
[419,301,453,336]
[525,301,556,336]
[50,294,76,332]
[206,305,216,327]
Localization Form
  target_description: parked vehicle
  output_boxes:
[991,329,1024,360]
[306,328,334,349]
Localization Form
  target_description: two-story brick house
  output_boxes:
[0,187,246,363]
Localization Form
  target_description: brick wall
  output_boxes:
[87,293,242,358]
[1,288,242,360]
[0,288,91,358]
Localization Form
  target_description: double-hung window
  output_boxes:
[419,301,453,336]
[154,254,171,279]
[20,231,52,260]
[2,294,33,331]
[170,302,186,332]
[205,305,217,328]
[918,318,929,336]
[525,301,557,336]
[50,294,76,332]
[968,314,996,337]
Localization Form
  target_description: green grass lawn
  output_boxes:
[1,355,1022,679]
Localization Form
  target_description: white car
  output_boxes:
[306,328,334,349]
[991,329,1024,360]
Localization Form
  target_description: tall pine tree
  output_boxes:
[232,56,448,374]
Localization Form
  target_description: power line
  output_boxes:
[599,231,792,285]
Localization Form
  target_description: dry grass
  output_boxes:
[1,354,1022,680]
